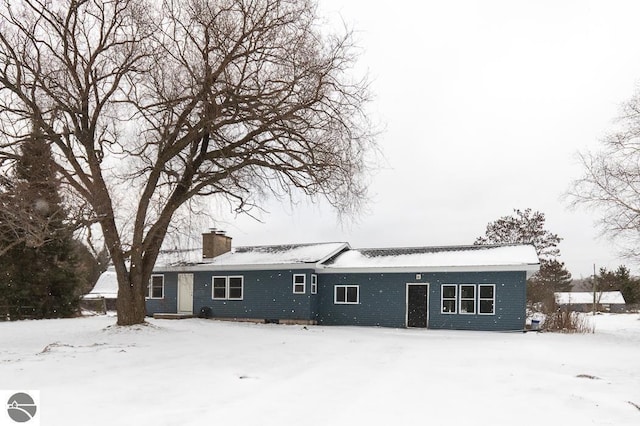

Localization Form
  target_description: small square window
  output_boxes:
[479,285,493,298]
[460,285,475,299]
[293,274,306,294]
[443,286,455,298]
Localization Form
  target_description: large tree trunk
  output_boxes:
[111,214,173,326]
[115,268,148,326]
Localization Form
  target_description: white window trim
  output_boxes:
[293,274,306,294]
[334,285,359,305]
[148,274,164,299]
[212,276,227,300]
[478,284,495,315]
[310,274,318,294]
[441,284,457,314]
[228,275,244,300]
[459,284,476,315]
[212,275,244,301]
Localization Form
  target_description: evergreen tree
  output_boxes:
[597,265,640,305]
[475,208,572,310]
[0,126,82,319]
[527,259,573,308]
[529,259,573,291]
[474,208,561,259]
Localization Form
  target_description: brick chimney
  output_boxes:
[202,229,232,259]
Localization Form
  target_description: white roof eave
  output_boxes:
[316,263,540,275]
[154,262,323,273]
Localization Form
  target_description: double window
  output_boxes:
[334,285,359,304]
[311,274,318,294]
[293,274,306,294]
[441,284,495,315]
[148,275,164,299]
[212,276,243,300]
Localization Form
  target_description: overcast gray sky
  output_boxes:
[210,0,640,278]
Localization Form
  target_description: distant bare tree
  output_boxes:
[0,0,374,325]
[569,89,640,260]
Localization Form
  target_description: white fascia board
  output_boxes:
[315,263,540,275]
[154,262,320,273]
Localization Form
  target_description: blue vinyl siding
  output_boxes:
[147,269,316,321]
[315,273,407,327]
[316,271,527,331]
[147,268,527,331]
[427,272,527,330]
[145,273,178,314]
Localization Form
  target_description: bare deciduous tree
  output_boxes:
[568,89,640,259]
[0,0,374,325]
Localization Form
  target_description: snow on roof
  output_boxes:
[200,242,349,267]
[555,291,626,305]
[84,269,118,299]
[322,244,539,271]
[155,248,203,267]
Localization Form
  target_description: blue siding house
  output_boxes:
[146,230,539,331]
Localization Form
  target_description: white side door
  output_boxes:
[177,274,194,314]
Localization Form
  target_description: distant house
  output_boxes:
[83,268,118,311]
[555,291,627,313]
[145,230,540,331]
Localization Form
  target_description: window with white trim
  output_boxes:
[212,276,244,300]
[311,274,318,294]
[228,276,243,300]
[478,284,495,315]
[213,276,227,299]
[334,285,359,304]
[459,284,476,314]
[148,274,164,299]
[441,284,457,314]
[293,274,306,294]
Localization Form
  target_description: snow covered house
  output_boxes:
[83,268,119,311]
[555,291,627,313]
[146,231,539,331]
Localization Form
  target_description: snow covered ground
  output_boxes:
[1,313,639,425]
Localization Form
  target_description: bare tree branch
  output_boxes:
[0,0,375,325]
[568,88,640,260]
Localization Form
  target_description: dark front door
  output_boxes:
[407,284,428,328]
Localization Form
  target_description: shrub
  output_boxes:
[544,309,594,333]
